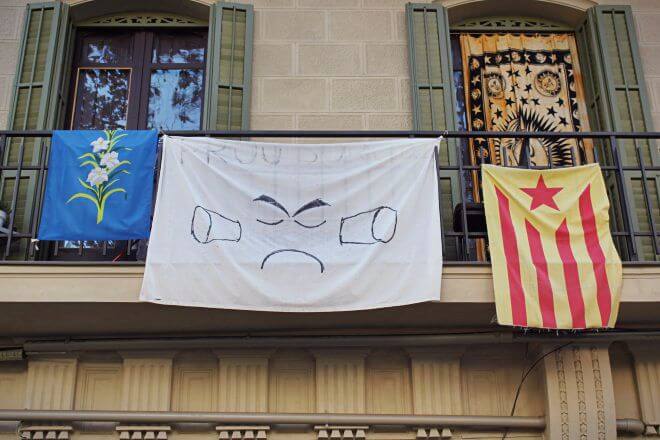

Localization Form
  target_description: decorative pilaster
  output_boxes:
[542,344,616,440]
[407,348,463,415]
[215,349,273,412]
[314,426,367,439]
[312,349,369,414]
[119,352,175,411]
[216,426,269,439]
[628,343,660,434]
[25,358,78,409]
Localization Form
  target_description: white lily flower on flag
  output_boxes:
[100,151,120,170]
[91,137,110,153]
[87,167,109,187]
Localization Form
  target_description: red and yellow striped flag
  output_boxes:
[482,164,622,329]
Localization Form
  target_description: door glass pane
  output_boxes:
[72,68,130,129]
[148,68,204,130]
[152,31,206,63]
[80,32,133,64]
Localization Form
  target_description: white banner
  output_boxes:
[140,136,443,311]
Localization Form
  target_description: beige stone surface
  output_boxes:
[25,358,78,410]
[366,44,409,76]
[297,113,364,130]
[261,10,326,41]
[328,11,393,42]
[253,43,294,76]
[298,44,363,76]
[367,113,412,130]
[0,0,658,133]
[543,345,617,440]
[0,264,658,304]
[262,78,328,112]
[120,354,174,411]
[331,78,399,112]
[1,342,651,439]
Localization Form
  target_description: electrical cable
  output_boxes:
[501,341,573,440]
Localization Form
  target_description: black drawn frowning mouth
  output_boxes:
[260,248,325,273]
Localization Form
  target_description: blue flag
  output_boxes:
[38,130,158,240]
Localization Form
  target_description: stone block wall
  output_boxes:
[245,0,413,135]
[0,0,659,132]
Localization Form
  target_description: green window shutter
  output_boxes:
[204,2,254,130]
[6,2,69,164]
[406,3,463,260]
[577,6,658,260]
[406,3,456,133]
[2,2,70,259]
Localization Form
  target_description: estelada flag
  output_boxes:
[482,164,622,329]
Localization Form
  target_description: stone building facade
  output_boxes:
[0,1,659,440]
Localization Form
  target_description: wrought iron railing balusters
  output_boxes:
[0,130,658,263]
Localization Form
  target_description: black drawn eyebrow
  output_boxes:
[253,194,289,216]
[293,199,330,217]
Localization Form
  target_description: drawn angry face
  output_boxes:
[253,194,330,272]
[190,194,397,274]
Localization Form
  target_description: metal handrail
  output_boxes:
[1,130,659,263]
[1,129,660,138]
[0,410,647,435]
[0,410,545,429]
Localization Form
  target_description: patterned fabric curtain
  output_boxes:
[461,33,593,168]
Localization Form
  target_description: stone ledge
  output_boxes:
[0,263,658,303]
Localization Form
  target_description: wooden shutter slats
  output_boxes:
[205,2,253,130]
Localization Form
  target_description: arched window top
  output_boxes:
[437,0,596,28]
[451,16,573,32]
[78,12,208,28]
[69,0,210,25]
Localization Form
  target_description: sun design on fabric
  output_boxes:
[484,73,505,98]
[534,70,562,97]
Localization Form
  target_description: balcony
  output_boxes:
[0,130,659,336]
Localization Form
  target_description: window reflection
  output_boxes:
[73,68,130,130]
[148,69,204,130]
[81,34,132,64]
[152,32,206,64]
[61,240,116,250]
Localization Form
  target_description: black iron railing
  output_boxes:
[0,130,658,263]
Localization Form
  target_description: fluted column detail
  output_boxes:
[215,349,273,412]
[542,344,616,440]
[25,358,78,410]
[628,342,660,434]
[312,349,369,413]
[119,352,175,411]
[407,348,463,415]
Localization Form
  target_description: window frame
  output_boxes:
[66,27,209,131]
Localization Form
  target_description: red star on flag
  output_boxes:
[521,175,563,211]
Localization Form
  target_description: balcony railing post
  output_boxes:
[4,136,27,258]
[0,130,659,263]
[0,134,5,256]
[610,135,639,261]
[433,145,446,258]
[0,134,5,166]
[633,141,659,256]
[456,134,471,260]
